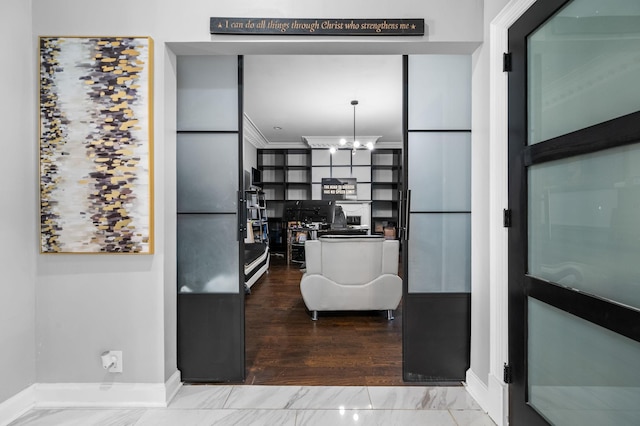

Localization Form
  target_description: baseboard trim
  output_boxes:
[34,382,164,409]
[164,370,182,404]
[465,368,489,412]
[0,372,182,423]
[31,371,182,409]
[0,385,36,426]
[487,373,508,426]
[466,370,508,426]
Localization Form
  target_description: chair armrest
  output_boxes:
[381,240,400,274]
[304,240,321,274]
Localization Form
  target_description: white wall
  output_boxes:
[20,0,488,400]
[32,0,173,386]
[163,48,179,381]
[0,0,37,403]
[469,0,511,389]
[244,140,258,174]
[470,46,491,387]
[160,0,483,46]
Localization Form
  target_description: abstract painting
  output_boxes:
[39,36,153,253]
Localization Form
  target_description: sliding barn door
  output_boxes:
[402,55,472,381]
[176,55,245,382]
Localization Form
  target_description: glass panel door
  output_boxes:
[527,1,640,144]
[528,144,640,309]
[177,133,240,294]
[176,55,245,382]
[528,298,640,425]
[509,0,640,424]
[403,55,472,381]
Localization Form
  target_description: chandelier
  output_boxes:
[329,100,374,155]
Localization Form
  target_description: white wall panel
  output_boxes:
[0,0,36,404]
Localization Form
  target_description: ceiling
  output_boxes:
[243,55,403,149]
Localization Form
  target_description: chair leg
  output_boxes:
[311,310,318,321]
[386,309,395,320]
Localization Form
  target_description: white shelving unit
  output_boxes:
[245,189,268,244]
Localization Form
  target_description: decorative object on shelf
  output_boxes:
[39,36,154,253]
[329,100,375,155]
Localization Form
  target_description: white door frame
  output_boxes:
[484,1,537,425]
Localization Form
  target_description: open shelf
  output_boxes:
[258,147,402,246]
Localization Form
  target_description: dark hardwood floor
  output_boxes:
[244,254,404,386]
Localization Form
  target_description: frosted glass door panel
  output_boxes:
[178,215,239,294]
[408,55,471,130]
[409,133,471,211]
[408,213,471,293]
[177,133,238,213]
[177,56,239,131]
[528,1,640,144]
[528,298,640,425]
[528,143,640,309]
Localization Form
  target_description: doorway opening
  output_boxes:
[175,52,473,385]
[242,55,404,385]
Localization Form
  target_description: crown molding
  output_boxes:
[261,140,309,149]
[243,115,400,150]
[374,140,402,149]
[303,135,381,148]
[243,113,269,148]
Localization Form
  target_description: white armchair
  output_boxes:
[300,236,402,320]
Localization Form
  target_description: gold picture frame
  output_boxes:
[39,36,154,253]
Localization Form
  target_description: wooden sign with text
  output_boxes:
[210,18,424,36]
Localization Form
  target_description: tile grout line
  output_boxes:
[447,408,461,426]
[220,385,236,409]
[365,385,374,410]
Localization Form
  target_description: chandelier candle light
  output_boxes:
[329,100,374,155]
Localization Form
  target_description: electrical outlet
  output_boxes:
[109,351,123,373]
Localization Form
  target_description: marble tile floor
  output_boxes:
[9,385,496,426]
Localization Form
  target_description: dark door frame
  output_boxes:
[177,56,246,382]
[401,55,472,383]
[508,1,640,424]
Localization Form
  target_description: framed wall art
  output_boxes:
[39,36,154,253]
